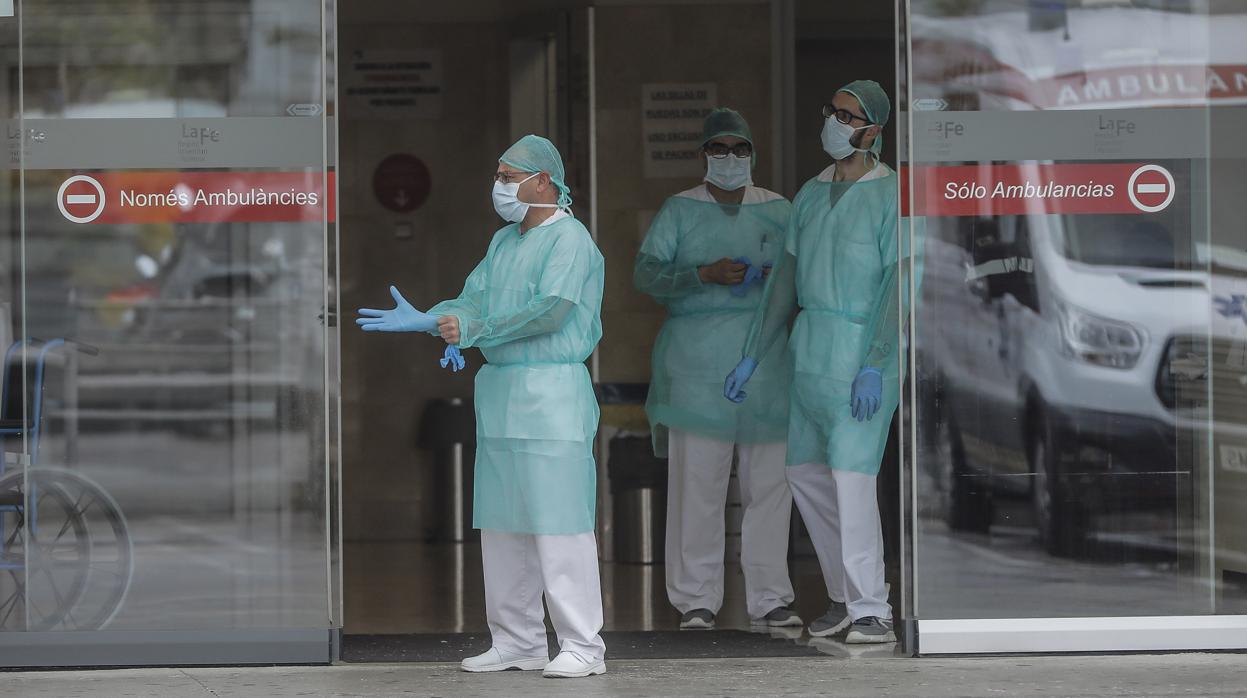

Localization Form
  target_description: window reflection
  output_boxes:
[0,0,332,632]
[910,0,1247,620]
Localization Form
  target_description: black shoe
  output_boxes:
[679,608,715,629]
[755,605,803,628]
[845,616,896,644]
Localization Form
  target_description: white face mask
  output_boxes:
[492,172,560,223]
[704,154,753,192]
[820,118,870,161]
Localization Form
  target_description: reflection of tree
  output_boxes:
[25,0,166,46]
[20,1,251,117]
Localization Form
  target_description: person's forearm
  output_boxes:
[634,253,704,300]
[459,296,575,349]
[742,251,797,360]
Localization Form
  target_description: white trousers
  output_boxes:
[665,430,795,619]
[481,529,606,661]
[787,462,891,621]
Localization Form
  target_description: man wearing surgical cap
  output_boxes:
[726,80,921,644]
[634,108,800,631]
[355,135,608,678]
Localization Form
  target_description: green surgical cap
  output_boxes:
[701,107,753,146]
[499,134,572,208]
[702,107,757,169]
[838,80,891,157]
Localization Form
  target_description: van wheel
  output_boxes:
[1029,414,1089,557]
[936,410,992,533]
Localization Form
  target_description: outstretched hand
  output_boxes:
[356,286,438,333]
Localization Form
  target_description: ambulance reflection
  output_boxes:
[917,211,1247,557]
[26,219,323,433]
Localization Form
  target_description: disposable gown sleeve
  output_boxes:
[861,212,927,370]
[427,256,491,336]
[633,199,703,300]
[633,252,703,300]
[741,249,797,361]
[458,296,576,349]
[452,225,593,350]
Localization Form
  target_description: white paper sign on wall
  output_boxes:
[641,83,717,179]
[0,1,13,17]
[344,49,443,120]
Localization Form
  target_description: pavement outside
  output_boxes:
[4,654,1247,697]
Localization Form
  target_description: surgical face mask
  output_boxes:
[820,117,871,160]
[492,172,560,223]
[704,154,753,192]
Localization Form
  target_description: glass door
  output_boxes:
[0,0,340,666]
[901,0,1247,653]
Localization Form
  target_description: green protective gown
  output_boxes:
[635,187,793,455]
[744,162,922,475]
[429,211,605,535]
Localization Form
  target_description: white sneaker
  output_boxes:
[460,647,548,673]
[542,650,606,679]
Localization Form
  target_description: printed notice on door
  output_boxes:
[642,83,717,179]
[344,49,444,119]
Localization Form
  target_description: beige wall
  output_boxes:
[594,3,776,385]
[338,19,510,541]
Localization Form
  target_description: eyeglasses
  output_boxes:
[821,104,870,125]
[704,142,753,159]
[494,171,534,185]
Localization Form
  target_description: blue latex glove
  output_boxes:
[851,367,883,422]
[356,286,438,333]
[724,357,759,403]
[730,256,765,297]
[440,344,466,372]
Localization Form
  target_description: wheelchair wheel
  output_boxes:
[0,469,133,631]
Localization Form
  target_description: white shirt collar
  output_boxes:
[534,208,570,228]
[674,184,786,204]
[816,159,892,183]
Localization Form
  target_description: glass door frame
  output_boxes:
[895,0,1247,656]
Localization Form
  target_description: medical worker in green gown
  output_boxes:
[356,136,607,678]
[725,81,919,645]
[634,108,800,631]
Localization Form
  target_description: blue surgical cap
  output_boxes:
[499,134,572,208]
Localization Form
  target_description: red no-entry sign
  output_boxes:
[57,174,107,223]
[1127,164,1175,213]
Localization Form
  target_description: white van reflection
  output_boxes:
[918,209,1247,557]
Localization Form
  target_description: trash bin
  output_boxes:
[418,397,477,543]
[608,434,668,564]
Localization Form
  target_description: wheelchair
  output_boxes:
[0,338,133,631]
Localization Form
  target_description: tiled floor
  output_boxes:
[8,654,1247,697]
[343,541,860,635]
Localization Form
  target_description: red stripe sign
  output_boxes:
[902,163,1176,217]
[55,171,336,224]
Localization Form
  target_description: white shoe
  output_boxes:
[460,647,548,673]
[542,650,606,679]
